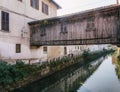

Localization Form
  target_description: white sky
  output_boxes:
[54,0,120,16]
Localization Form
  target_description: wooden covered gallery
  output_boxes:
[29,5,120,46]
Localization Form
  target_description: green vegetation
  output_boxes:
[82,48,114,63]
[115,60,120,79]
[0,49,115,91]
[0,60,42,91]
[115,54,120,79]
[0,61,24,85]
[117,55,120,60]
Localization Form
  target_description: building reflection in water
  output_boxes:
[112,56,116,64]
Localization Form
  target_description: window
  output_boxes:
[16,44,21,53]
[86,17,96,32]
[61,24,67,33]
[64,47,67,55]
[60,20,67,34]
[40,27,46,36]
[42,2,48,15]
[43,47,47,54]
[18,0,22,2]
[1,11,9,32]
[30,0,39,10]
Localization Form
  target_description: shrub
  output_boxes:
[16,60,25,67]
[0,60,27,86]
[0,60,13,85]
[82,50,90,60]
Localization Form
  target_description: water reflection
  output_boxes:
[77,56,120,92]
[110,51,120,79]
[114,55,120,79]
[13,57,105,92]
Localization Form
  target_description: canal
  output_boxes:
[13,55,120,92]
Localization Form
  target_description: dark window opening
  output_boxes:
[40,27,46,36]
[16,44,21,53]
[86,17,96,32]
[64,47,67,55]
[43,47,47,54]
[31,27,36,34]
[61,23,68,33]
[1,11,9,32]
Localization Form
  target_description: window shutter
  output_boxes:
[1,11,9,31]
[42,2,44,13]
[30,0,33,6]
[36,0,39,9]
[6,12,9,31]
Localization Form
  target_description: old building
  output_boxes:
[0,0,62,63]
[0,0,108,64]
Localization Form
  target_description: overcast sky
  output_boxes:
[54,0,119,16]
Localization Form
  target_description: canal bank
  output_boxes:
[0,49,114,92]
[13,56,105,92]
[12,52,120,92]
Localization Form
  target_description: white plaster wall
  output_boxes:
[0,9,31,60]
[0,42,31,59]
[47,46,64,60]
[66,45,89,55]
[0,0,58,62]
[88,45,108,52]
[0,0,57,20]
[66,45,108,55]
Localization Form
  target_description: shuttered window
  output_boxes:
[86,17,96,32]
[42,2,48,15]
[30,0,39,10]
[1,11,9,32]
